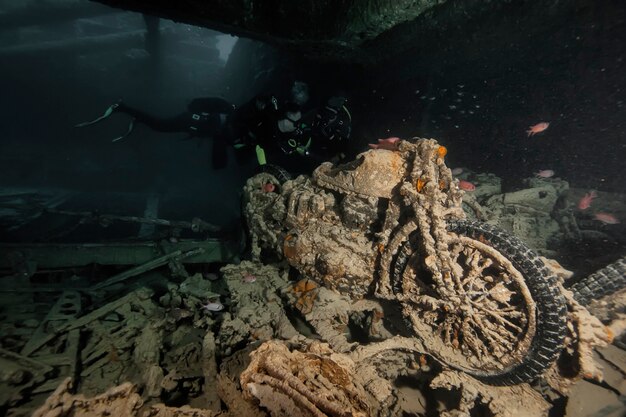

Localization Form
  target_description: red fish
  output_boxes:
[526,122,550,137]
[594,212,620,225]
[242,274,257,283]
[262,183,275,193]
[458,180,476,191]
[369,137,401,151]
[577,191,597,210]
[535,169,555,178]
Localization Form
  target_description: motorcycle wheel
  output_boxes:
[391,219,567,385]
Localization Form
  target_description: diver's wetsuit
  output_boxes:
[114,98,235,168]
[227,95,282,166]
[228,96,352,174]
[115,104,190,133]
[115,98,234,138]
[77,93,352,173]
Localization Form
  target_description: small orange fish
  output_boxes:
[369,137,401,151]
[578,191,597,210]
[526,122,550,137]
[458,180,476,191]
[594,212,620,225]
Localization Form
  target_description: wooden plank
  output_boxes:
[89,248,202,291]
[62,293,138,332]
[20,291,82,357]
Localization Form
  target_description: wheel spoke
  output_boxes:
[462,326,489,358]
[470,301,524,333]
[473,313,518,345]
[398,230,540,375]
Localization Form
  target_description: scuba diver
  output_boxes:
[229,98,311,173]
[75,86,352,175]
[75,97,235,168]
[230,93,353,175]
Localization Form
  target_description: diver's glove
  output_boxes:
[74,102,120,128]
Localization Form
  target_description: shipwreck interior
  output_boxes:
[0,1,625,416]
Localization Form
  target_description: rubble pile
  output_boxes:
[1,138,625,417]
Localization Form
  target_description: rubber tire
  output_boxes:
[392,219,567,385]
[257,164,292,184]
[568,256,626,306]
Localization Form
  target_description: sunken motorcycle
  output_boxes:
[243,138,567,385]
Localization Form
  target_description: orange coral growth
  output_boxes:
[292,278,319,314]
[283,234,298,259]
[416,178,426,192]
[605,326,614,343]
[419,354,428,367]
[293,278,318,293]
[437,145,447,158]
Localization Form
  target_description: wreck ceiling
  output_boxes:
[89,0,445,62]
[0,0,600,65]
[86,0,582,64]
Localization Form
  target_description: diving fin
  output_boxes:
[74,102,120,128]
[111,118,136,142]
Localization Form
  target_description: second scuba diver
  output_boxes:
[75,86,352,175]
[75,97,235,169]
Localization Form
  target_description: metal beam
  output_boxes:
[0,0,116,31]
[0,30,147,58]
[0,239,242,269]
